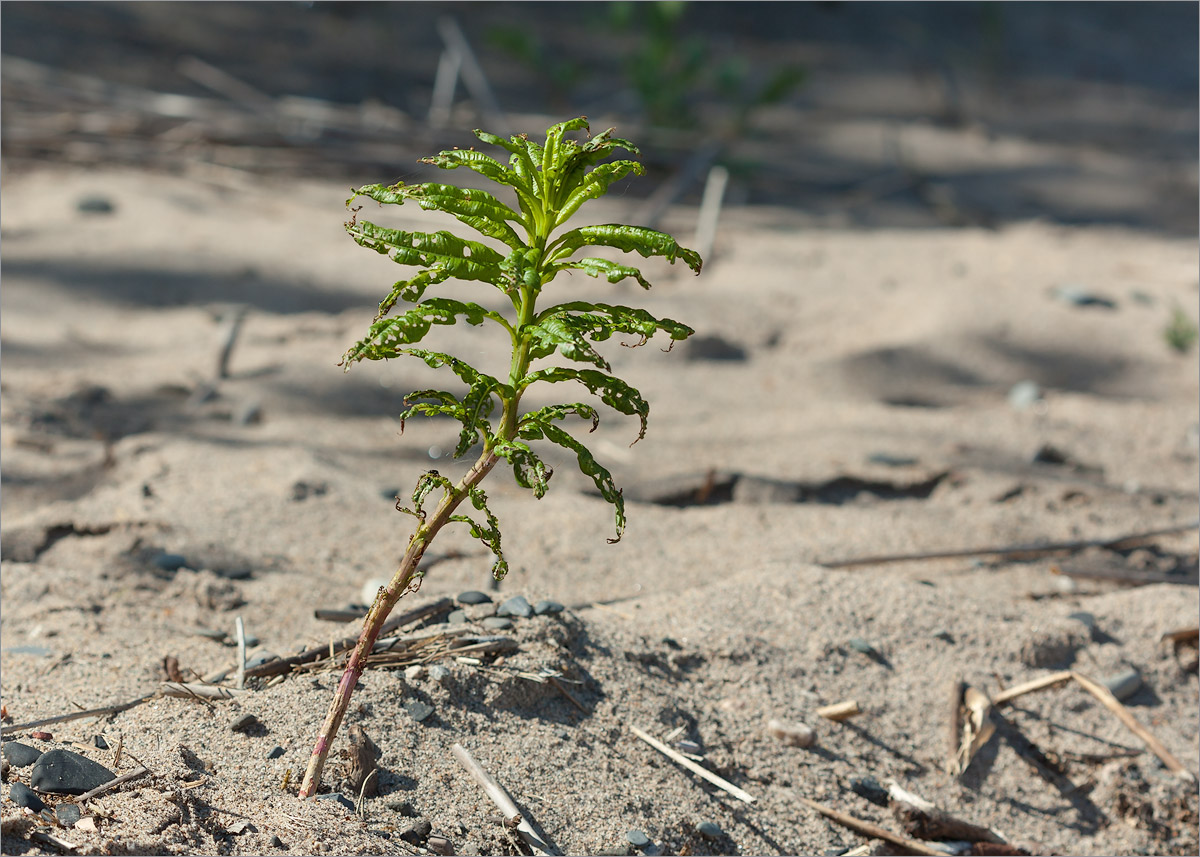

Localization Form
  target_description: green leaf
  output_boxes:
[342,299,505,365]
[554,160,645,227]
[547,224,703,274]
[450,486,508,579]
[353,182,528,249]
[348,221,507,285]
[520,367,649,442]
[520,418,627,542]
[538,301,694,346]
[519,402,600,433]
[554,257,653,290]
[493,437,552,498]
[526,314,612,371]
[376,269,452,318]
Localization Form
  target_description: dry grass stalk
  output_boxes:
[816,699,861,721]
[451,742,558,856]
[796,796,946,856]
[991,671,1073,706]
[630,725,756,803]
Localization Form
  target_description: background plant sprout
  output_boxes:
[299,117,702,798]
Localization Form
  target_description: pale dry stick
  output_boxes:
[235,616,247,690]
[991,671,1073,707]
[1,695,154,736]
[1070,671,1197,782]
[434,17,510,135]
[820,520,1199,569]
[629,725,756,804]
[428,44,463,130]
[816,700,861,722]
[72,766,151,803]
[451,743,559,856]
[159,682,247,700]
[692,164,729,264]
[885,781,1006,844]
[28,829,79,854]
[795,796,946,857]
[177,56,273,112]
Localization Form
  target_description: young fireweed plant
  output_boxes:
[299,117,702,797]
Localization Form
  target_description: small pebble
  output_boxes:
[389,800,417,816]
[29,731,52,741]
[360,578,388,606]
[153,552,189,572]
[482,617,513,631]
[848,637,876,656]
[427,834,454,855]
[405,701,435,723]
[9,782,46,812]
[866,452,919,467]
[1032,443,1070,465]
[497,595,533,619]
[767,718,815,748]
[933,629,955,643]
[1068,611,1097,631]
[77,195,115,214]
[696,821,723,840]
[230,713,259,733]
[533,599,564,615]
[30,749,115,795]
[405,665,426,681]
[1103,668,1143,702]
[849,775,889,807]
[267,746,285,760]
[270,834,287,849]
[447,609,468,625]
[92,735,109,750]
[55,802,82,826]
[457,590,492,605]
[245,652,279,669]
[235,400,263,426]
[428,665,450,682]
[399,819,433,845]
[1008,380,1042,411]
[1051,285,1116,309]
[315,792,356,811]
[2,741,42,768]
[626,829,651,848]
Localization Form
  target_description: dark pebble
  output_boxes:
[1032,443,1071,466]
[230,713,259,733]
[153,552,190,572]
[389,800,417,816]
[9,782,46,812]
[427,834,454,855]
[626,829,651,848]
[1050,285,1116,309]
[447,609,468,625]
[271,834,287,849]
[315,792,356,811]
[1103,668,1143,701]
[55,802,82,826]
[496,595,533,619]
[92,735,109,750]
[77,195,115,214]
[850,775,889,807]
[1068,611,1097,630]
[867,452,919,467]
[533,599,564,615]
[267,746,285,759]
[848,637,876,656]
[2,741,42,768]
[457,590,492,605]
[684,334,746,361]
[399,819,433,846]
[697,821,723,840]
[481,617,513,631]
[30,749,115,795]
[235,400,263,426]
[405,701,435,723]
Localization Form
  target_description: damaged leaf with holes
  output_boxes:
[302,117,702,798]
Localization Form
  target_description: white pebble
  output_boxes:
[767,718,814,748]
[361,578,388,606]
[405,665,426,681]
[428,665,450,682]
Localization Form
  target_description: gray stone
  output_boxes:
[406,701,435,723]
[457,590,492,605]
[848,637,876,656]
[497,595,533,618]
[428,665,450,682]
[1103,668,1143,701]
[267,746,285,759]
[9,782,45,812]
[1051,285,1117,309]
[92,735,109,750]
[533,599,564,615]
[427,834,454,855]
[77,195,115,214]
[30,749,115,795]
[399,819,432,846]
[1008,380,1042,410]
[235,400,263,426]
[389,800,417,816]
[626,829,651,848]
[482,616,513,631]
[1067,611,1097,630]
[270,834,286,848]
[55,802,82,826]
[2,741,42,768]
[153,552,190,572]
[867,452,920,467]
[230,713,259,733]
[697,821,723,840]
[447,609,468,625]
[316,792,355,811]
[684,334,747,361]
[850,775,889,806]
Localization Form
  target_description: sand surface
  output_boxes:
[1,163,1197,856]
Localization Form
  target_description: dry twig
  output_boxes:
[796,796,945,856]
[630,725,755,804]
[451,743,558,856]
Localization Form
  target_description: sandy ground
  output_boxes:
[0,158,1197,856]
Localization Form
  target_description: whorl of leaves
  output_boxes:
[343,117,700,573]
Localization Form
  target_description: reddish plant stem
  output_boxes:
[299,451,499,798]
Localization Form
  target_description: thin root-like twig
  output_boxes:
[0,695,154,736]
[451,743,558,856]
[796,796,946,856]
[73,766,151,802]
[630,725,755,804]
